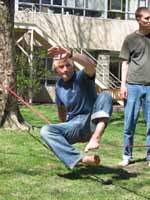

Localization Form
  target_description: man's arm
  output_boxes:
[72,53,96,77]
[57,105,66,122]
[120,60,128,99]
[48,46,96,77]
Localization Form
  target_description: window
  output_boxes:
[64,0,75,7]
[109,0,123,11]
[75,0,84,8]
[19,0,36,2]
[64,8,74,14]
[53,0,62,5]
[86,0,103,10]
[42,0,51,4]
[128,0,138,19]
[85,10,101,17]
[138,0,146,7]
[109,53,121,87]
[127,0,147,19]
[108,0,125,19]
[50,7,61,13]
[18,0,40,11]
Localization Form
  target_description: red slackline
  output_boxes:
[0,83,149,149]
[0,84,51,125]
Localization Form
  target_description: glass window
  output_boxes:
[49,7,61,13]
[108,0,126,19]
[20,0,40,2]
[85,10,102,17]
[64,8,74,14]
[109,0,123,11]
[74,9,83,15]
[86,0,103,10]
[18,0,40,11]
[138,0,146,7]
[42,0,51,4]
[64,0,75,7]
[19,0,35,2]
[127,0,147,19]
[53,0,62,5]
[128,0,138,19]
[110,53,121,80]
[75,0,84,8]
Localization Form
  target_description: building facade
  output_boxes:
[15,0,150,19]
[14,0,150,103]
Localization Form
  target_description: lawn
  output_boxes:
[0,104,150,200]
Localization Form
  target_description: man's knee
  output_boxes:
[95,91,112,114]
[40,124,62,139]
[40,125,51,139]
[98,91,112,104]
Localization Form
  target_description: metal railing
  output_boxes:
[78,48,121,89]
[16,2,137,20]
[15,9,121,90]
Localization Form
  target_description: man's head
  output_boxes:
[53,58,75,82]
[135,7,150,32]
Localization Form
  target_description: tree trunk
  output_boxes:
[0,0,28,129]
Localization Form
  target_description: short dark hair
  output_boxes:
[135,7,149,20]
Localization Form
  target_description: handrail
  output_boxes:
[15,10,121,90]
[74,48,121,89]
[16,2,136,20]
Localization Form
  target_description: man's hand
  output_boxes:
[48,46,72,60]
[120,85,128,99]
[84,138,100,152]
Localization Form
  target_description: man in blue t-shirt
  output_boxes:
[40,46,112,169]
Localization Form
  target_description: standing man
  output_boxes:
[40,46,112,169]
[119,7,150,167]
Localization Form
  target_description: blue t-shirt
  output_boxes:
[55,70,97,121]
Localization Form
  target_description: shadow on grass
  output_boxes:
[57,165,138,183]
[130,158,146,164]
[57,165,150,199]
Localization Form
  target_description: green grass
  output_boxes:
[0,105,150,200]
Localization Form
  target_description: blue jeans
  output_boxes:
[40,91,112,169]
[123,84,150,161]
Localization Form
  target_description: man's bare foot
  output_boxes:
[118,160,130,167]
[80,155,100,166]
[147,161,150,166]
[84,139,100,152]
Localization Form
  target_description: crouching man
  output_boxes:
[40,46,112,169]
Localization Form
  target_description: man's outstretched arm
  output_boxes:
[72,53,96,77]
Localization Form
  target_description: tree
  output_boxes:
[15,47,52,102]
[0,0,27,129]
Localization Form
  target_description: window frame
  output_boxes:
[109,0,123,11]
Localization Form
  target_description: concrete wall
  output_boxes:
[15,11,138,51]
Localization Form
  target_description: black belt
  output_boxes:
[128,82,150,86]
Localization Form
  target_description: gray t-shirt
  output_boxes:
[119,32,150,84]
